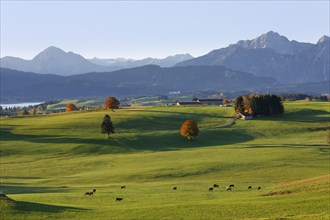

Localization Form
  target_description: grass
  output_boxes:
[0,101,329,219]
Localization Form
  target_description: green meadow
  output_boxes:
[0,102,329,219]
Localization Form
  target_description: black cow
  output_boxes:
[213,184,219,188]
[228,184,234,187]
[173,187,177,190]
[93,189,96,193]
[121,186,126,189]
[257,186,261,190]
[209,187,214,191]
[116,197,123,202]
[248,186,252,189]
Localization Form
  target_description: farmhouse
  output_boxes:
[238,112,253,120]
[176,101,201,106]
[220,104,232,107]
[196,99,223,105]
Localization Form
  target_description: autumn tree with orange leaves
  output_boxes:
[65,103,76,112]
[180,120,199,140]
[105,96,120,110]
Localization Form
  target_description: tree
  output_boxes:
[37,105,43,112]
[242,96,253,115]
[18,109,29,116]
[234,96,244,112]
[223,98,229,104]
[29,107,37,116]
[66,103,76,112]
[101,114,115,139]
[180,120,199,140]
[105,96,120,110]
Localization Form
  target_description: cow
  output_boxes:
[257,186,261,190]
[121,186,126,189]
[228,184,234,187]
[84,192,90,196]
[213,184,219,188]
[209,187,214,191]
[116,197,123,202]
[248,186,252,189]
[226,186,232,191]
[173,187,177,190]
[93,189,96,193]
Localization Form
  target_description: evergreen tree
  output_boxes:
[101,114,115,139]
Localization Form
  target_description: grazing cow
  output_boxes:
[228,184,234,187]
[121,186,126,189]
[173,187,177,190]
[213,184,219,188]
[209,187,214,191]
[257,186,261,190]
[248,186,252,189]
[84,192,90,196]
[93,189,96,193]
[116,197,123,202]
[226,186,232,191]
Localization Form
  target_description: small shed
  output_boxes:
[238,112,253,120]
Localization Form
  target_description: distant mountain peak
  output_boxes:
[317,35,330,44]
[33,46,67,60]
[40,46,66,54]
[235,31,312,55]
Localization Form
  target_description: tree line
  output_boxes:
[234,94,284,116]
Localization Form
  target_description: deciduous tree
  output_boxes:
[66,103,76,112]
[105,96,120,110]
[180,120,199,140]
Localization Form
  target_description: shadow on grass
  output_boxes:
[15,200,87,213]
[0,185,68,194]
[0,126,254,154]
[242,143,330,154]
[256,109,330,122]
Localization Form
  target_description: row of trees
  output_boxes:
[235,94,284,116]
[65,96,120,112]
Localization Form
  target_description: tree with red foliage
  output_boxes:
[66,103,76,112]
[105,96,120,110]
[180,120,199,140]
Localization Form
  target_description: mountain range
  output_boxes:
[1,31,329,101]
[0,47,193,76]
[177,31,329,84]
[0,66,278,102]
[88,54,193,68]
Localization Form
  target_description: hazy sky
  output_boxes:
[1,1,329,59]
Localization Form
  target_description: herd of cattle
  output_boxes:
[84,184,262,202]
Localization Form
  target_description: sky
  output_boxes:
[1,1,329,59]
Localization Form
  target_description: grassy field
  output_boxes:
[0,102,329,219]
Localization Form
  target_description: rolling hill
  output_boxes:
[0,102,329,219]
